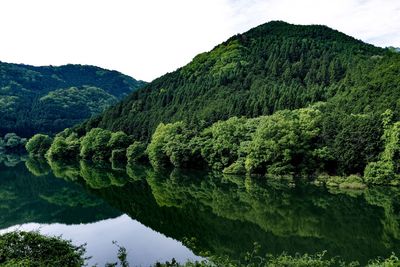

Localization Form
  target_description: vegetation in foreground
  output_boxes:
[0,231,86,267]
[0,231,398,267]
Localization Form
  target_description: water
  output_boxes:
[0,157,400,266]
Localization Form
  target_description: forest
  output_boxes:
[0,62,146,137]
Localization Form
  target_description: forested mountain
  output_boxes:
[0,62,146,136]
[79,20,391,141]
[34,21,400,180]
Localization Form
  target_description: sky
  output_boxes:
[0,0,399,81]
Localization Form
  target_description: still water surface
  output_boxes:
[0,157,399,265]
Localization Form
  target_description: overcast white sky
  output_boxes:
[0,0,399,81]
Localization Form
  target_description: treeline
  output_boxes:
[26,104,398,185]
[26,128,146,167]
[144,105,396,185]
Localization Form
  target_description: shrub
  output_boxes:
[364,161,396,185]
[0,231,86,267]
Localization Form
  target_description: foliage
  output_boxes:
[146,107,328,176]
[111,149,127,163]
[46,131,81,160]
[199,117,259,170]
[108,131,132,151]
[126,141,147,164]
[0,62,146,137]
[81,21,383,143]
[244,108,322,175]
[0,133,27,152]
[147,122,199,168]
[364,113,400,185]
[0,231,86,267]
[25,133,53,157]
[329,113,383,174]
[80,128,113,162]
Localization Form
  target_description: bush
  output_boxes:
[223,160,246,174]
[0,231,86,267]
[364,161,396,185]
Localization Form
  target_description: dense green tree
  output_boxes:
[327,113,383,174]
[0,133,27,152]
[46,132,81,160]
[126,141,147,164]
[80,128,112,162]
[244,108,322,175]
[108,131,132,151]
[364,111,400,185]
[198,116,259,170]
[25,134,53,157]
[147,122,198,168]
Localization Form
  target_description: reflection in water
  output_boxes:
[0,161,119,228]
[0,215,200,267]
[1,158,400,265]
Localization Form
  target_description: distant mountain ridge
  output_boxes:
[0,62,146,136]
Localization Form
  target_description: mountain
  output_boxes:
[0,62,146,137]
[80,21,391,141]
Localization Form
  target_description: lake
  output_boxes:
[0,157,399,266]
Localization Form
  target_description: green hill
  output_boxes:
[80,21,389,141]
[36,21,400,179]
[0,62,146,136]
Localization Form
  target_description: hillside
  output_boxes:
[0,62,146,136]
[80,21,388,141]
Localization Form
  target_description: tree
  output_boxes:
[199,117,259,170]
[126,141,147,164]
[80,128,112,162]
[244,108,322,175]
[108,131,132,151]
[147,122,196,168]
[46,133,80,160]
[364,113,400,185]
[25,134,53,157]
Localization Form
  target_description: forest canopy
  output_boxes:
[0,62,146,137]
